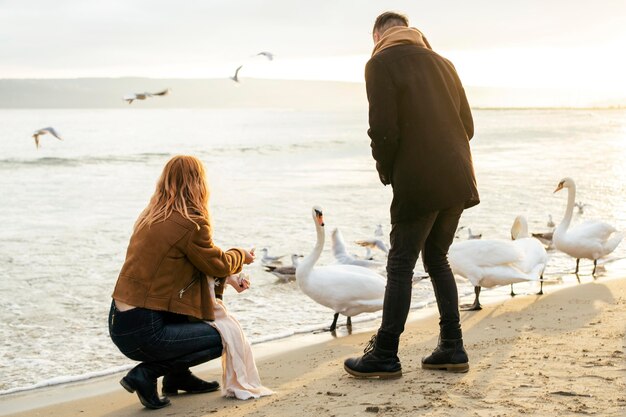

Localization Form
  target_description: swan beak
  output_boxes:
[317,215,325,227]
[553,184,563,193]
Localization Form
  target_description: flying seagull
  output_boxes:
[32,127,63,149]
[123,88,171,104]
[230,65,243,83]
[256,51,274,61]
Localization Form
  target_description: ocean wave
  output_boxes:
[0,153,172,167]
[0,364,133,397]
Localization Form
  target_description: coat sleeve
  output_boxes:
[184,224,245,279]
[459,86,474,140]
[365,57,399,185]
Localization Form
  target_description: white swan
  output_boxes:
[296,207,387,331]
[331,228,385,270]
[553,178,623,275]
[449,217,547,311]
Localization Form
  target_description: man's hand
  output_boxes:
[376,161,391,185]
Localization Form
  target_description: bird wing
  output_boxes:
[257,51,274,60]
[151,88,170,96]
[568,220,617,242]
[354,239,374,248]
[448,240,526,286]
[301,265,385,311]
[43,127,62,140]
[511,238,548,279]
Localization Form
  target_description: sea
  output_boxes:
[0,107,625,394]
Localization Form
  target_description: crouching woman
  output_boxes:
[108,155,254,409]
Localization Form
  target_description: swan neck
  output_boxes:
[558,184,576,232]
[298,223,324,279]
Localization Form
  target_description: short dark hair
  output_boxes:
[373,11,409,35]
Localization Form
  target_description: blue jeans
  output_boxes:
[378,204,464,349]
[108,300,222,377]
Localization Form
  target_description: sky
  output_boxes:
[2,0,626,102]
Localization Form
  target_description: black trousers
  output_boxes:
[378,204,464,350]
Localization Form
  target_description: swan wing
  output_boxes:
[568,220,617,242]
[479,265,534,287]
[511,238,548,279]
[449,240,525,287]
[556,221,622,259]
[449,240,522,268]
[300,265,385,312]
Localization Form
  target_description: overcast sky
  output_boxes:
[2,0,626,95]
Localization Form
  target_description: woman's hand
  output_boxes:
[226,273,250,293]
[243,248,255,265]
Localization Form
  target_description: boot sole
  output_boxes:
[343,364,402,379]
[421,362,469,373]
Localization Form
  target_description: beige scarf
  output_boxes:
[207,278,274,400]
[372,26,431,57]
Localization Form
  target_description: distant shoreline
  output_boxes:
[2,78,624,109]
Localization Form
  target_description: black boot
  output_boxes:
[120,365,171,409]
[343,335,402,379]
[162,369,220,395]
[421,338,469,373]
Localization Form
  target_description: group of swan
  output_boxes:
[292,178,622,328]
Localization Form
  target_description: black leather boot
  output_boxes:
[162,369,220,395]
[421,338,469,373]
[120,365,171,409]
[343,335,402,379]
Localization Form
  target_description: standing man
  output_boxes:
[344,11,479,378]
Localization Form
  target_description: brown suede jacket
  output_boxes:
[112,211,245,321]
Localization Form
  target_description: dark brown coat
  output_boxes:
[366,44,479,223]
[112,211,245,321]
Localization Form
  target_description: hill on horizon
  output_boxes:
[0,78,623,109]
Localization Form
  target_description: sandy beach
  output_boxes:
[2,276,625,417]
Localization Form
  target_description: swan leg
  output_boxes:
[575,259,580,274]
[329,313,339,332]
[592,260,597,276]
[510,284,516,297]
[347,316,352,328]
[461,286,482,311]
[537,275,544,295]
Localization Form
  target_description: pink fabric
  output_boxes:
[207,278,274,400]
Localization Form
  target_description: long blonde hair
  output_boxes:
[134,155,210,231]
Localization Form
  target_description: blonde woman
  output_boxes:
[109,155,254,409]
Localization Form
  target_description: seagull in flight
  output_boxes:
[256,51,274,61]
[230,65,243,83]
[32,127,63,149]
[123,88,171,104]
